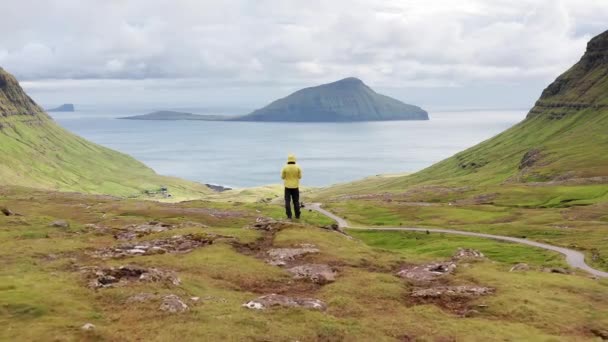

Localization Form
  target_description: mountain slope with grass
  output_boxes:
[319,29,608,194]
[237,77,428,122]
[312,30,608,273]
[0,67,210,200]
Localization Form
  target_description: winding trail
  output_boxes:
[308,203,608,278]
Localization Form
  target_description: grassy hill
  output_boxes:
[237,77,428,122]
[0,67,210,200]
[313,30,608,271]
[322,31,608,192]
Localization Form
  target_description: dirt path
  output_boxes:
[308,203,608,278]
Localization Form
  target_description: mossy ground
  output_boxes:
[1,186,607,341]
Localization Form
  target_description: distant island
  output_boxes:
[121,78,428,123]
[119,110,236,121]
[235,77,428,122]
[47,103,75,112]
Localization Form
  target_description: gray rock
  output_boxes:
[287,264,336,284]
[509,263,530,272]
[50,220,70,228]
[242,294,326,310]
[266,245,320,266]
[159,294,189,313]
[452,248,485,260]
[80,323,95,331]
[396,262,457,282]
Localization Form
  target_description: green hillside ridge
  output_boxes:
[318,29,608,193]
[237,77,428,122]
[313,30,608,272]
[0,67,210,200]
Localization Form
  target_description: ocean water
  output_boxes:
[52,108,526,188]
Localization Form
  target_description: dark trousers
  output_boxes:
[284,187,300,219]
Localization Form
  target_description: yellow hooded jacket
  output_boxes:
[281,154,302,189]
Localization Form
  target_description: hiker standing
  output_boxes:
[281,154,302,219]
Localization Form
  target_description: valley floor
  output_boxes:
[1,186,608,341]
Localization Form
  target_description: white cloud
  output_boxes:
[1,0,606,108]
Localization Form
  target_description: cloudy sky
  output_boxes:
[1,0,606,111]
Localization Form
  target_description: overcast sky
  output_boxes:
[1,0,607,112]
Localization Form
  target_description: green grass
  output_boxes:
[1,186,608,340]
[0,115,211,201]
[350,230,566,267]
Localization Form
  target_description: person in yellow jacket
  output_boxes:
[281,154,302,219]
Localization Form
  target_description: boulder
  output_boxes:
[1,207,14,216]
[81,323,95,331]
[242,294,326,310]
[159,294,189,313]
[50,220,70,228]
[287,264,336,284]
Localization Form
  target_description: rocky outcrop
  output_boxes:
[50,220,70,228]
[411,285,495,298]
[0,67,49,118]
[519,149,543,170]
[88,234,214,259]
[397,261,457,282]
[527,30,608,119]
[82,265,181,288]
[249,217,299,232]
[287,264,337,284]
[242,294,326,310]
[266,244,320,266]
[159,294,189,313]
[114,221,190,240]
[452,248,485,261]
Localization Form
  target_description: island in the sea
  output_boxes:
[47,103,75,112]
[119,110,236,121]
[120,77,428,122]
[236,77,428,122]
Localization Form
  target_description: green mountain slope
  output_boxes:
[312,30,608,272]
[0,67,210,200]
[237,77,428,122]
[324,30,608,193]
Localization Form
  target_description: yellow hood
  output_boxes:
[287,154,297,163]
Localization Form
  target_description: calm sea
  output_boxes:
[51,107,526,188]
